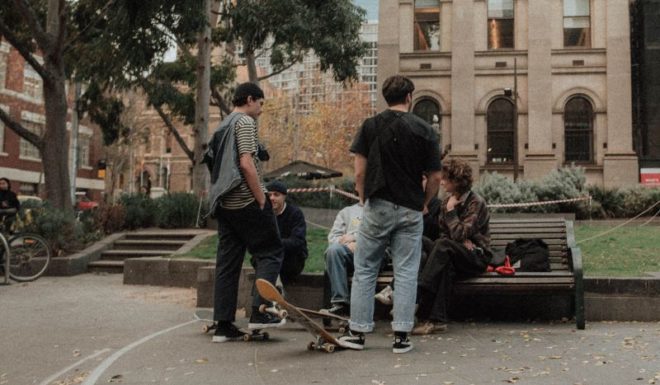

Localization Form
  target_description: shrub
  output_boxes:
[119,193,157,229]
[17,203,78,255]
[96,204,127,234]
[155,193,201,228]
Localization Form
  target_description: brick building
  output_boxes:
[0,39,105,201]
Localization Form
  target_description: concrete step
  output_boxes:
[100,250,174,260]
[124,232,198,241]
[88,260,124,274]
[113,240,186,251]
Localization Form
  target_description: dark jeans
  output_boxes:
[213,200,283,322]
[417,239,489,322]
[280,251,306,283]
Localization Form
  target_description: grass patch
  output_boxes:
[575,225,660,277]
[178,224,660,277]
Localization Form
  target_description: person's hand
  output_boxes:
[447,195,459,211]
[347,241,356,253]
[463,239,475,250]
[422,204,429,215]
[339,234,355,245]
[257,194,267,209]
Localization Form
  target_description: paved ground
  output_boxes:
[1,274,658,385]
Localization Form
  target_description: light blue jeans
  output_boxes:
[349,199,423,333]
[325,243,354,304]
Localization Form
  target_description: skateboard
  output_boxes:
[255,278,347,353]
[259,303,349,332]
[194,309,269,341]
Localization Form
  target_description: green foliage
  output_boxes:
[154,193,202,228]
[119,194,157,229]
[475,166,660,219]
[222,0,367,81]
[16,202,101,256]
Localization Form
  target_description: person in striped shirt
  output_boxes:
[211,83,286,343]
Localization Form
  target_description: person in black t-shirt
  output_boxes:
[338,75,442,354]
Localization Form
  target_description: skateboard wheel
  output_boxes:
[258,304,268,313]
[307,342,315,351]
[202,325,210,333]
[324,344,335,353]
[280,310,288,318]
[338,327,346,334]
[243,334,251,342]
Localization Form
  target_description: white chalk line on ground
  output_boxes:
[80,320,197,385]
[38,348,111,385]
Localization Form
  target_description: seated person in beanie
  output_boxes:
[266,181,308,283]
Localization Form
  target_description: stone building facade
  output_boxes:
[378,0,638,187]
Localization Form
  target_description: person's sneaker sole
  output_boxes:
[393,344,413,354]
[338,339,365,350]
[247,318,286,330]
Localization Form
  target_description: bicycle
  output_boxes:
[0,209,52,282]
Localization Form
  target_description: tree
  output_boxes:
[0,0,206,209]
[221,0,367,84]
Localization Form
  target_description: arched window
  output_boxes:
[413,98,441,135]
[564,96,593,163]
[487,98,514,163]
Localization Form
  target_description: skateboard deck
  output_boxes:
[255,278,347,352]
[194,309,269,341]
[259,303,348,333]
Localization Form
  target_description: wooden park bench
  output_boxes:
[352,217,585,330]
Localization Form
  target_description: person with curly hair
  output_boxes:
[412,158,492,335]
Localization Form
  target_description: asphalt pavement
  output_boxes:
[0,274,658,385]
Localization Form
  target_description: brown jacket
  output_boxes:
[438,190,492,257]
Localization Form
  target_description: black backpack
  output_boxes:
[505,238,551,272]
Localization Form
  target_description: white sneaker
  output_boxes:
[375,285,393,305]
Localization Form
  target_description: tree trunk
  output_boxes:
[42,60,72,211]
[245,50,259,85]
[191,0,220,197]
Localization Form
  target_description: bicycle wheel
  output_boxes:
[8,233,51,282]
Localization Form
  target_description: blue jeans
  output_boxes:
[325,243,354,304]
[349,199,423,333]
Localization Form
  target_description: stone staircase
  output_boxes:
[87,230,200,274]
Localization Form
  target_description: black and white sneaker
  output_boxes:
[212,322,247,343]
[320,303,349,317]
[392,331,413,354]
[248,311,286,329]
[338,329,365,350]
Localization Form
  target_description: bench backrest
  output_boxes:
[489,218,572,272]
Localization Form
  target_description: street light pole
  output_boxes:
[513,57,519,182]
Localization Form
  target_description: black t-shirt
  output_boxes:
[350,109,441,211]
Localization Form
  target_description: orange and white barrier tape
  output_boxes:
[486,196,592,209]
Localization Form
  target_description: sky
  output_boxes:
[354,0,379,22]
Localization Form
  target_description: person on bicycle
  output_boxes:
[0,178,20,231]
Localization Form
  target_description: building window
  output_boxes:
[488,0,514,50]
[78,136,90,167]
[564,96,593,163]
[20,120,43,159]
[564,0,591,47]
[23,63,43,100]
[414,0,440,51]
[413,98,441,136]
[487,98,515,164]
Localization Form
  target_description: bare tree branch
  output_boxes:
[55,0,66,51]
[12,0,52,49]
[0,107,44,151]
[152,104,195,163]
[0,19,50,80]
[211,87,231,115]
[257,61,297,82]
